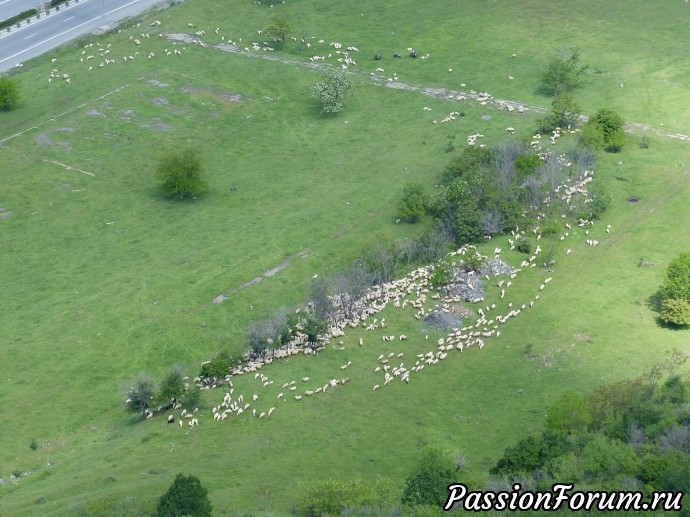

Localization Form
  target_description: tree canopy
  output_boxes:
[0,74,19,110]
[156,473,213,517]
[156,147,208,200]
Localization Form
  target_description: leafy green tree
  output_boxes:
[264,13,292,50]
[156,473,212,517]
[540,93,581,131]
[490,432,570,478]
[442,146,492,183]
[661,253,690,302]
[126,375,157,418]
[157,148,207,200]
[295,478,393,516]
[546,391,592,435]
[401,446,455,507]
[586,108,625,152]
[158,368,185,404]
[0,74,19,110]
[200,356,229,379]
[577,121,606,150]
[660,298,690,327]
[312,68,353,114]
[541,46,590,96]
[398,182,430,223]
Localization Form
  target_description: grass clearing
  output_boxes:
[1,0,689,514]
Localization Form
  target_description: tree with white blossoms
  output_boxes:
[312,68,352,114]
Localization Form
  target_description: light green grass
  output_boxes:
[1,0,690,515]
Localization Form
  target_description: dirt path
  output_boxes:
[163,32,689,143]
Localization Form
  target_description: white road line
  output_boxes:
[63,16,75,22]
[106,0,142,16]
[0,0,11,5]
[0,16,95,65]
[24,32,37,39]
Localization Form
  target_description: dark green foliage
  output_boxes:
[661,298,690,326]
[639,135,650,149]
[29,439,38,451]
[158,369,185,404]
[156,148,207,200]
[661,375,689,404]
[661,253,690,302]
[264,13,292,50]
[442,146,492,183]
[295,478,393,517]
[587,186,612,219]
[50,0,68,6]
[0,74,20,110]
[490,432,571,478]
[584,108,626,152]
[587,376,649,429]
[0,9,37,30]
[514,154,541,180]
[302,314,327,345]
[539,93,581,132]
[401,447,455,507]
[156,473,212,517]
[199,356,229,379]
[577,122,606,150]
[454,201,483,244]
[398,182,430,223]
[516,236,532,254]
[541,46,590,96]
[546,391,592,434]
[313,68,353,114]
[429,260,452,289]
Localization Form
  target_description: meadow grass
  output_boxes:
[1,0,690,515]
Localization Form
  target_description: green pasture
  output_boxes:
[1,0,689,514]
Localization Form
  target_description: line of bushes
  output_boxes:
[50,0,69,7]
[0,8,38,30]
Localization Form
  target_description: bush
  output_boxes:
[586,108,625,153]
[539,93,581,132]
[0,75,20,111]
[296,478,393,517]
[514,154,542,180]
[156,473,212,517]
[158,368,185,404]
[516,236,532,254]
[156,148,207,200]
[401,447,455,507]
[660,253,690,302]
[398,182,430,223]
[660,298,690,327]
[546,391,592,434]
[199,357,229,379]
[312,68,353,114]
[264,13,292,50]
[125,374,157,418]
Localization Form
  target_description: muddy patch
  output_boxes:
[180,85,244,104]
[152,97,169,106]
[141,118,176,132]
[56,127,74,132]
[148,79,169,88]
[35,133,72,152]
[86,109,106,117]
[120,109,137,121]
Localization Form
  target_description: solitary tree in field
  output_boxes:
[157,473,212,517]
[541,46,589,96]
[156,148,207,200]
[312,68,353,114]
[126,375,157,418]
[265,13,293,50]
[0,74,19,110]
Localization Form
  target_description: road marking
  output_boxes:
[63,16,75,22]
[0,16,95,65]
[24,32,37,39]
[107,0,143,16]
[0,0,11,5]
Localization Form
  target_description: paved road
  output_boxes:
[0,0,164,72]
[0,0,45,22]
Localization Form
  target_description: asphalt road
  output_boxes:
[0,0,165,72]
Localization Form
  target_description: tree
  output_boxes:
[312,68,353,114]
[126,375,157,418]
[158,368,185,405]
[264,13,292,50]
[541,46,590,96]
[398,182,430,223]
[0,74,19,111]
[661,253,690,302]
[546,391,592,434]
[586,108,625,152]
[401,446,455,507]
[156,148,207,200]
[540,93,581,132]
[157,473,212,517]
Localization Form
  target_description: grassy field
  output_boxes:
[1,0,690,515]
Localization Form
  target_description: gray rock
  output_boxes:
[480,258,516,276]
[423,310,461,330]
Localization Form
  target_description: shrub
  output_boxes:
[125,374,157,418]
[587,108,625,153]
[158,368,185,404]
[264,13,292,50]
[156,473,212,517]
[156,148,207,200]
[429,261,452,289]
[401,447,455,507]
[546,391,592,434]
[0,9,37,30]
[514,154,542,180]
[660,299,690,327]
[443,146,492,183]
[312,68,352,114]
[397,182,430,223]
[539,93,581,132]
[199,357,229,379]
[0,75,20,110]
[516,236,532,254]
[660,253,690,302]
[639,135,650,149]
[296,478,393,517]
